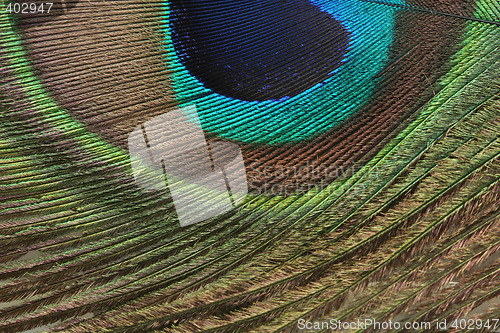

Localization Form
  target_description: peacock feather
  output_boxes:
[0,0,499,332]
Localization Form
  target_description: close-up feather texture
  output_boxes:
[0,0,499,332]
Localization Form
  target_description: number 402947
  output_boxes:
[6,2,54,14]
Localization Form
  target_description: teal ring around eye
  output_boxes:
[162,0,404,144]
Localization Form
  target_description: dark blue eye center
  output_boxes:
[170,0,351,102]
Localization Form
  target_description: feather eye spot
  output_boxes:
[170,0,351,102]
